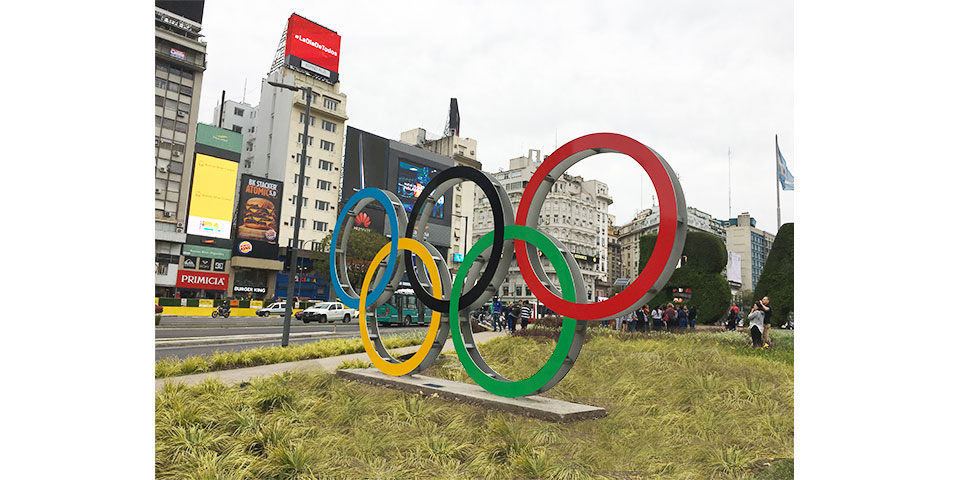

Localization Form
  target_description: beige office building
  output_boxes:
[154,6,207,296]
[724,212,777,290]
[245,68,348,252]
[473,150,613,303]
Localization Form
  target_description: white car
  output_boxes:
[301,302,357,324]
[256,302,287,317]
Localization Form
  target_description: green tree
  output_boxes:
[637,231,732,324]
[313,228,390,292]
[753,223,794,325]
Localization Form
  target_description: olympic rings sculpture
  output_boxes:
[330,133,687,397]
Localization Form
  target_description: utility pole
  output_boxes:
[267,80,311,347]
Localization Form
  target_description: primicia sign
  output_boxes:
[176,271,228,291]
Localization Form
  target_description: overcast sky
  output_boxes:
[196,0,793,234]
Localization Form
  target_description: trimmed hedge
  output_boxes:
[753,223,794,325]
[638,231,732,324]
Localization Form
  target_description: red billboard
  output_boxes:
[284,14,341,75]
[176,271,229,291]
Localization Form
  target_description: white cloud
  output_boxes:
[198,0,793,233]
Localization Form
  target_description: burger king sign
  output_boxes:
[238,241,253,254]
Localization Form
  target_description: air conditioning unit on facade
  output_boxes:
[176,222,184,228]
[159,166,168,173]
[177,110,186,118]
[163,211,174,218]
[175,226,184,233]
[155,188,162,194]
[172,151,181,157]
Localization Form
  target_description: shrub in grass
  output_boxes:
[753,223,794,325]
[336,358,373,370]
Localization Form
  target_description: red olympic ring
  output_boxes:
[515,133,679,321]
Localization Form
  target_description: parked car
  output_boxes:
[301,302,358,324]
[155,304,163,314]
[256,302,287,317]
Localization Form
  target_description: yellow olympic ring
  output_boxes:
[359,238,443,376]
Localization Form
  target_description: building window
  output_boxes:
[296,154,312,166]
[315,200,329,210]
[298,134,313,145]
[319,160,333,171]
[323,97,339,110]
[294,175,310,186]
[299,113,316,126]
[231,124,242,133]
[313,221,328,231]
[515,286,522,296]
[167,82,179,93]
[321,120,336,132]
[320,140,334,152]
[318,180,331,190]
[155,77,167,89]
[291,195,308,206]
[174,122,188,133]
[290,217,306,228]
[180,85,193,96]
[234,107,245,116]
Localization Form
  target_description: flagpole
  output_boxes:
[776,135,781,230]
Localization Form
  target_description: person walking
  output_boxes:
[651,306,662,331]
[507,301,519,332]
[615,312,624,332]
[641,305,650,332]
[491,297,504,332]
[677,305,689,329]
[688,305,697,329]
[519,300,533,330]
[756,296,773,346]
[747,304,765,347]
[664,303,677,331]
[628,309,638,332]
[726,306,738,331]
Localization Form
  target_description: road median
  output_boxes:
[155,331,334,348]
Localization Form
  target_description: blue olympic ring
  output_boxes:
[329,188,401,310]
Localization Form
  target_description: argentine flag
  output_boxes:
[777,145,794,191]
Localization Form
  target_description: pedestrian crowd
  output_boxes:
[602,303,698,333]
[486,297,534,332]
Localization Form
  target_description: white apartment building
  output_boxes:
[154,6,207,297]
[399,128,481,274]
[473,150,613,303]
[244,67,348,252]
[212,99,258,171]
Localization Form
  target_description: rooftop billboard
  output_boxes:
[284,14,341,80]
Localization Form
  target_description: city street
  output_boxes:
[155,315,428,360]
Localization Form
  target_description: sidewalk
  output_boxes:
[156,330,508,391]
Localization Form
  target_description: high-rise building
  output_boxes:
[237,13,348,300]
[213,99,258,172]
[473,150,613,303]
[723,212,776,290]
[154,3,207,297]
[399,125,480,273]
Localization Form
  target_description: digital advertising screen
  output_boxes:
[284,13,341,75]
[186,153,240,240]
[397,159,444,219]
[233,174,284,259]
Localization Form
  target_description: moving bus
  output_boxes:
[373,288,435,326]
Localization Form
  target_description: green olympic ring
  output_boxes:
[450,224,587,398]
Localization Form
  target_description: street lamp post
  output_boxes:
[268,80,311,347]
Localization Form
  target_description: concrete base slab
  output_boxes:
[336,368,606,423]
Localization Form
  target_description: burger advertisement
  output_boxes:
[234,174,284,259]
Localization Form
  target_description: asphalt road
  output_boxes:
[155,316,429,360]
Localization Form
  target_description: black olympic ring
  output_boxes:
[403,166,514,313]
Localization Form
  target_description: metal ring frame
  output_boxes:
[330,133,687,396]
